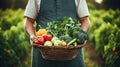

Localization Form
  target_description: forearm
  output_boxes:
[79,16,90,32]
[24,17,36,37]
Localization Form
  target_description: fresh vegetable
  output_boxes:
[53,40,62,46]
[36,29,47,36]
[59,22,73,43]
[51,37,59,43]
[78,32,88,44]
[35,17,89,46]
[67,38,77,46]
[33,36,45,45]
[72,30,88,44]
[34,40,41,45]
[61,41,67,47]
[59,35,72,43]
[43,34,52,41]
[44,41,53,46]
[46,17,89,45]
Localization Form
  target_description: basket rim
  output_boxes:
[36,44,85,49]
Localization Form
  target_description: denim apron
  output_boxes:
[32,0,85,67]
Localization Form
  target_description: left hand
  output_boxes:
[79,16,90,32]
[83,40,87,45]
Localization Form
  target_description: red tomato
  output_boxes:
[43,34,52,41]
[38,36,45,45]
[34,40,40,44]
[34,36,44,45]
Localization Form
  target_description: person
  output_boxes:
[24,0,90,67]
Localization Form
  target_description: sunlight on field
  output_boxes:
[95,0,103,4]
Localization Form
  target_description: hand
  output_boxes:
[83,40,87,45]
[30,35,38,47]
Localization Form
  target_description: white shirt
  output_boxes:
[24,0,89,19]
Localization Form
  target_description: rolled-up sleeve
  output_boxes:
[24,0,39,19]
[77,0,90,18]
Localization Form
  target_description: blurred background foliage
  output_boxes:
[0,0,120,67]
[0,0,28,9]
[0,0,120,10]
[0,9,30,67]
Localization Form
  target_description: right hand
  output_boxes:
[30,35,38,47]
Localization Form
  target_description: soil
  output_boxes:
[84,41,104,66]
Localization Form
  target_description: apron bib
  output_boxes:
[32,0,85,67]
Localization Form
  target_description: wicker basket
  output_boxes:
[36,44,85,61]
